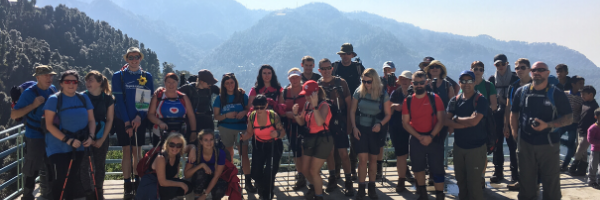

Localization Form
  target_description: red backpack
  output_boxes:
[137,146,162,178]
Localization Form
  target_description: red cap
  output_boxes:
[299,80,319,96]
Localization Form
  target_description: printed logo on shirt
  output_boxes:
[170,107,179,114]
[544,100,551,106]
[125,80,147,89]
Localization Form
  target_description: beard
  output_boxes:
[533,76,546,85]
[415,88,426,95]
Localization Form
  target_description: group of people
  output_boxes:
[10,43,600,200]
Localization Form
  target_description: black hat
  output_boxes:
[494,54,508,64]
[336,43,357,57]
[197,69,218,85]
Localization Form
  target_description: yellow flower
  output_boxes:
[138,75,147,86]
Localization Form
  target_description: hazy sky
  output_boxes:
[236,0,600,67]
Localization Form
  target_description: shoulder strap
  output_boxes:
[428,92,437,117]
[76,92,88,109]
[485,81,491,98]
[519,83,531,109]
[268,110,277,125]
[406,94,413,115]
[332,62,339,76]
[355,61,363,76]
[488,75,496,85]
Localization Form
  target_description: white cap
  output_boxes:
[399,70,413,79]
[288,70,302,78]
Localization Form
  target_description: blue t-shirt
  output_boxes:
[111,67,154,122]
[14,84,57,138]
[197,148,226,172]
[213,94,249,130]
[447,94,488,149]
[43,93,94,156]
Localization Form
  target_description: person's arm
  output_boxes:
[247,88,257,108]
[445,112,467,129]
[11,91,44,119]
[83,108,97,147]
[402,113,422,139]
[293,104,306,126]
[111,72,131,123]
[350,98,359,130]
[503,99,511,137]
[278,90,285,104]
[489,94,498,112]
[312,102,329,127]
[447,85,455,100]
[45,110,80,148]
[429,97,446,137]
[155,155,188,190]
[147,94,163,128]
[533,91,573,131]
[213,97,226,121]
[243,116,254,141]
[378,100,392,127]
[273,113,286,139]
[510,112,519,139]
[95,103,114,148]
[183,95,197,142]
[345,95,352,135]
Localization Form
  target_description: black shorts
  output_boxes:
[114,118,147,146]
[332,130,350,149]
[389,123,409,157]
[286,123,305,158]
[378,124,389,148]
[410,135,445,176]
[353,125,383,155]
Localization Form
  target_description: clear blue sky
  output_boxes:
[237,0,600,67]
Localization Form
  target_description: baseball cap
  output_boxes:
[32,65,57,76]
[288,70,302,78]
[399,70,413,79]
[423,56,435,62]
[494,54,508,64]
[197,69,218,85]
[459,70,475,80]
[298,80,319,96]
[383,61,395,69]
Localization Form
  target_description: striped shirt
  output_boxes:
[565,91,583,123]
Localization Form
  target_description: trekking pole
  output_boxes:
[239,132,245,199]
[87,147,99,200]
[133,129,141,195]
[286,122,292,190]
[268,139,275,200]
[129,131,135,196]
[60,148,76,200]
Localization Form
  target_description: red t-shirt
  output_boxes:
[401,94,444,133]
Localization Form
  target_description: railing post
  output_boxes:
[18,126,24,194]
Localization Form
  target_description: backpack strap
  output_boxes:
[485,81,491,99]
[332,62,339,76]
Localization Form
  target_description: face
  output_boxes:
[581,92,595,102]
[224,78,236,92]
[36,74,54,88]
[495,61,507,72]
[530,63,550,84]
[361,76,373,90]
[339,53,353,63]
[412,76,427,94]
[428,65,441,77]
[288,75,301,86]
[514,63,531,78]
[197,80,209,88]
[571,80,585,92]
[398,76,411,87]
[556,68,568,78]
[459,75,475,93]
[85,76,101,91]
[302,61,315,72]
[383,68,396,75]
[471,66,484,78]
[167,137,183,156]
[60,75,79,93]
[126,52,142,68]
[164,77,178,91]
[261,68,273,83]
[318,62,333,78]
[200,134,214,149]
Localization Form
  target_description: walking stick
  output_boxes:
[87,147,99,200]
[129,131,135,196]
[268,139,275,200]
[239,132,245,199]
[59,148,76,200]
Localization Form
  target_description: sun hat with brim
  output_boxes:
[197,69,218,85]
[123,47,145,60]
[399,70,413,79]
[423,60,447,79]
[298,80,319,96]
[32,65,57,76]
[288,70,302,78]
[336,43,357,57]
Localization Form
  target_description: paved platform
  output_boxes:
[18,163,597,199]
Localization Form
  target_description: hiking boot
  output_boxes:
[568,160,580,174]
[325,174,338,192]
[356,184,366,200]
[417,186,428,200]
[368,182,378,199]
[305,185,315,200]
[352,173,358,181]
[39,170,51,199]
[376,162,383,180]
[344,179,354,196]
[314,196,324,200]
[406,170,415,183]
[590,182,600,189]
[571,162,588,176]
[490,174,504,183]
[293,173,307,190]
[21,187,35,200]
[123,182,134,200]
[507,182,520,191]
[436,191,445,200]
[396,178,406,193]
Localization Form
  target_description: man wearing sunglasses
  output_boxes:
[510,61,572,200]
[301,56,322,82]
[487,54,519,183]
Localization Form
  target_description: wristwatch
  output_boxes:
[202,191,207,196]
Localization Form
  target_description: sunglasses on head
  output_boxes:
[412,81,426,85]
[515,66,528,71]
[460,79,474,84]
[255,106,266,110]
[223,73,235,77]
[319,67,332,70]
[531,68,548,73]
[61,80,79,85]
[429,65,441,69]
[168,142,183,148]
[472,68,484,72]
[361,80,373,84]
[127,55,141,61]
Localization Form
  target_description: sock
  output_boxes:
[315,194,324,197]
[134,175,140,182]
[345,173,351,181]
[436,190,444,194]
[329,170,336,178]
[124,178,131,183]
[377,160,383,165]
[359,182,366,187]
[369,181,375,184]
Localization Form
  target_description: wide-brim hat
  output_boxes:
[198,69,218,85]
[336,43,357,57]
[32,65,57,76]
[423,60,447,79]
[123,47,145,60]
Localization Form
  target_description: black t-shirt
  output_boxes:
[507,79,531,107]
[87,92,115,122]
[447,94,489,149]
[178,83,220,114]
[333,61,364,95]
[579,100,599,135]
[302,73,322,83]
[511,84,572,145]
[389,88,406,121]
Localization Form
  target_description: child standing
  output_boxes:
[587,108,600,189]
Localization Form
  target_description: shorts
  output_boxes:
[353,125,383,155]
[332,130,350,149]
[218,126,244,147]
[286,123,305,158]
[389,123,410,157]
[114,118,147,146]
[303,133,334,159]
[23,137,48,177]
[410,135,445,176]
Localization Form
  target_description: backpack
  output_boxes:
[248,110,277,131]
[40,92,89,138]
[331,58,364,78]
[406,92,438,122]
[137,146,161,178]
[154,88,188,132]
[356,90,387,126]
[452,93,497,154]
[518,84,559,137]
[10,82,57,123]
[317,77,346,133]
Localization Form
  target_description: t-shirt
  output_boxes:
[447,94,489,149]
[213,94,249,130]
[474,80,497,100]
[389,88,407,121]
[565,91,583,123]
[334,61,365,96]
[402,93,445,133]
[84,92,115,122]
[302,73,322,82]
[43,93,94,156]
[579,100,599,135]
[249,86,283,101]
[14,84,58,138]
[353,89,390,127]
[588,124,600,151]
[318,77,351,112]
[197,148,226,172]
[111,68,154,121]
[507,79,531,107]
[511,85,572,145]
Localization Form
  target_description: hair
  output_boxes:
[555,64,568,72]
[288,68,301,74]
[471,61,484,69]
[162,133,186,157]
[358,68,383,100]
[571,75,584,84]
[252,94,268,107]
[412,70,427,80]
[85,70,111,95]
[425,60,447,79]
[301,56,315,64]
[60,70,80,82]
[255,65,282,91]
[219,73,243,110]
[594,108,600,117]
[164,72,179,83]
[318,58,331,67]
[582,85,596,96]
[515,58,531,68]
[196,129,219,170]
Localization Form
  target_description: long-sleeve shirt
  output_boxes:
[111,67,154,122]
[579,100,599,136]
[587,123,600,152]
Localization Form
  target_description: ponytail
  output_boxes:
[101,76,112,95]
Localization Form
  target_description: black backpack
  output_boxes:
[317,77,346,133]
[406,92,438,123]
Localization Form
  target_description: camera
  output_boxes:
[386,73,396,87]
[529,117,540,127]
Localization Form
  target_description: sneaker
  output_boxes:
[589,183,600,189]
[245,182,258,193]
[507,182,520,191]
[344,179,355,196]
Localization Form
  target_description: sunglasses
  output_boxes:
[495,62,506,67]
[223,73,235,77]
[255,106,266,110]
[531,68,549,73]
[429,65,441,69]
[472,68,484,72]
[361,80,373,84]
[412,81,426,85]
[127,55,141,61]
[460,79,474,84]
[515,66,528,71]
[319,67,332,70]
[61,80,79,85]
[168,142,183,148]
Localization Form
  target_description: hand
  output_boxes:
[93,137,105,148]
[241,132,251,141]
[292,104,300,115]
[69,139,82,148]
[532,118,549,131]
[33,96,46,107]
[236,112,246,119]
[158,122,168,130]
[131,116,142,130]
[503,126,510,139]
[83,137,93,147]
[270,130,279,139]
[179,182,188,194]
[188,145,197,164]
[372,123,381,132]
[420,135,432,146]
[124,121,133,137]
[309,92,319,107]
[240,88,246,94]
[225,112,237,119]
[353,127,361,140]
[201,163,212,174]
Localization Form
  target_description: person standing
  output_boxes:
[559,76,585,171]
[569,85,598,176]
[178,69,220,143]
[389,70,413,193]
[510,61,573,200]
[301,56,322,82]
[555,64,571,91]
[587,108,600,189]
[381,61,399,95]
[11,65,57,200]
